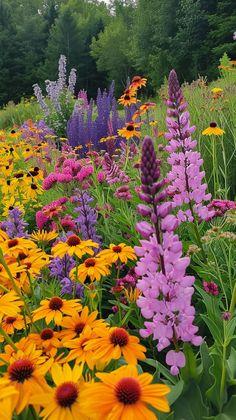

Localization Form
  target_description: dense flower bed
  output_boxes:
[0,60,235,419]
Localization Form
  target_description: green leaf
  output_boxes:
[226,347,236,381]
[203,395,236,420]
[198,342,214,395]
[225,317,236,344]
[206,353,225,412]
[181,343,198,382]
[143,359,178,384]
[171,382,209,419]
[201,314,223,345]
[167,380,184,405]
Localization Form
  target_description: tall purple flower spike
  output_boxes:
[165,69,214,223]
[135,136,202,375]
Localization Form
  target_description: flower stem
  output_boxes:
[0,324,17,351]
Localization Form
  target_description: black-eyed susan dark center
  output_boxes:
[75,322,85,335]
[116,377,141,405]
[84,258,96,268]
[9,359,34,383]
[112,245,122,253]
[110,328,129,347]
[49,297,63,310]
[66,235,81,246]
[56,382,78,407]
[40,328,54,340]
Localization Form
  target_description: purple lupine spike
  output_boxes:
[1,208,29,238]
[73,190,101,247]
[60,277,84,298]
[49,253,76,281]
[165,69,214,222]
[135,135,202,375]
[67,82,126,153]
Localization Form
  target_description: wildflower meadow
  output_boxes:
[0,2,236,419]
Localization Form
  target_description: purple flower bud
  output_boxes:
[166,350,186,376]
[137,204,152,217]
[136,221,154,238]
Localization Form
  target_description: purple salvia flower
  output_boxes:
[68,68,77,94]
[67,82,126,153]
[74,190,101,246]
[49,254,76,282]
[135,136,202,374]
[165,69,214,222]
[58,55,67,88]
[60,277,83,298]
[33,83,50,117]
[1,208,28,238]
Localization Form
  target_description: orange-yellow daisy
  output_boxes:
[52,235,98,259]
[118,94,137,107]
[27,328,61,358]
[202,122,225,136]
[64,325,104,370]
[4,345,52,414]
[0,237,37,257]
[80,364,170,420]
[130,75,147,89]
[0,291,23,321]
[30,363,88,420]
[1,314,28,336]
[70,257,110,283]
[84,326,146,365]
[31,229,58,243]
[33,296,82,325]
[60,306,108,341]
[98,243,137,264]
[118,122,141,139]
[0,378,18,420]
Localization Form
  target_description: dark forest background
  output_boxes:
[0,0,236,106]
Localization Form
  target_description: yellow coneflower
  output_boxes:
[60,306,108,341]
[80,365,170,420]
[0,379,18,420]
[118,122,141,139]
[32,296,82,325]
[2,198,25,217]
[31,229,58,243]
[202,122,225,136]
[0,237,37,257]
[118,94,137,107]
[84,326,146,365]
[0,291,23,321]
[4,345,52,414]
[98,243,137,264]
[1,314,28,336]
[27,328,61,358]
[30,364,88,420]
[130,75,147,89]
[64,325,102,370]
[70,257,110,283]
[52,235,98,259]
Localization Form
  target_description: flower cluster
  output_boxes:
[135,136,202,374]
[165,69,214,222]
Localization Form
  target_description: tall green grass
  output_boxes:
[0,98,42,129]
[156,70,236,200]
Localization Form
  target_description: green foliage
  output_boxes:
[0,98,42,129]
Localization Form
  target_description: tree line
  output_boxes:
[0,0,236,106]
